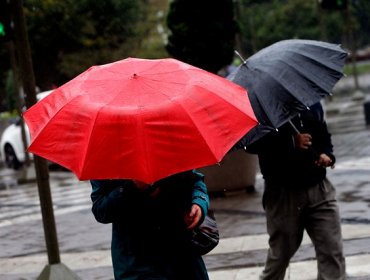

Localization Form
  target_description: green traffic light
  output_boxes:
[0,22,6,37]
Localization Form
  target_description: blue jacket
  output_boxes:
[90,170,210,280]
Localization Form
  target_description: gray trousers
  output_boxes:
[260,178,346,280]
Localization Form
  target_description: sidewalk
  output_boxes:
[206,94,370,279]
[1,94,370,280]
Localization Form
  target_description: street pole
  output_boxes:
[233,0,242,55]
[8,41,31,168]
[10,0,80,279]
[343,1,364,100]
[317,1,327,42]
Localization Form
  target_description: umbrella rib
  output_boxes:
[26,92,85,143]
[277,60,332,97]
[134,78,201,175]
[297,51,344,71]
[180,86,255,163]
[258,49,345,72]
[172,98,221,163]
[136,68,258,167]
[78,106,101,178]
[140,69,190,77]
[135,105,152,181]
[249,92,278,129]
[253,92,284,129]
[135,69,198,87]
[251,54,344,95]
[256,40,347,70]
[253,52,342,102]
[275,55,344,101]
[249,71,309,129]
[77,90,134,178]
[285,49,345,78]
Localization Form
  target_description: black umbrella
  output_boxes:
[228,39,348,146]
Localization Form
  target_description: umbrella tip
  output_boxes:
[132,73,138,79]
[234,50,246,63]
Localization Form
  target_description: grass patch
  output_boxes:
[344,62,370,76]
[0,110,18,120]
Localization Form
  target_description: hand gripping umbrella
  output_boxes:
[228,39,348,146]
[24,57,258,183]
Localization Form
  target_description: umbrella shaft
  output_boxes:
[288,120,300,134]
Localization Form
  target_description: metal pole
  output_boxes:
[9,1,82,278]
[343,1,364,100]
[10,0,60,265]
[233,0,244,56]
[317,1,327,41]
[8,41,31,166]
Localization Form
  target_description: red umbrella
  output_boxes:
[24,58,257,183]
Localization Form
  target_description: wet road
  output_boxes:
[0,96,370,279]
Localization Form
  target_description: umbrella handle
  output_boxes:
[288,120,300,134]
[289,120,319,159]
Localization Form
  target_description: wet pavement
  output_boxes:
[0,94,370,279]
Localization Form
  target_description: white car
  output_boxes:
[0,90,52,169]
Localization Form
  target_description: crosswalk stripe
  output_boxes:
[0,181,90,205]
[334,157,370,170]
[1,249,370,279]
[0,179,91,225]
[0,196,91,220]
[209,223,370,255]
[0,250,112,275]
[0,193,89,207]
[0,204,92,227]
[208,254,370,280]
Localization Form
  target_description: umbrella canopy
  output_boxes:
[24,57,257,183]
[228,39,348,146]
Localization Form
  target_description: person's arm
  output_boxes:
[295,103,336,167]
[311,103,336,167]
[313,119,336,168]
[294,132,334,167]
[317,121,336,165]
[90,180,136,224]
[184,170,209,229]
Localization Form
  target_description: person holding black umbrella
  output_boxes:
[248,102,346,280]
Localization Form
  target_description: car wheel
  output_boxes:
[4,144,22,170]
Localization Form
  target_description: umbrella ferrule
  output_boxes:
[234,50,246,63]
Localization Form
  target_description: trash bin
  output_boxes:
[364,100,370,126]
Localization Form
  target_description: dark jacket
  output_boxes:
[90,170,209,280]
[249,103,335,188]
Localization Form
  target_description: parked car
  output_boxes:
[0,90,52,169]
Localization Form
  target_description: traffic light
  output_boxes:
[0,0,13,43]
[319,0,348,10]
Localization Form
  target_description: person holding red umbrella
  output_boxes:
[22,57,257,279]
[90,170,210,280]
